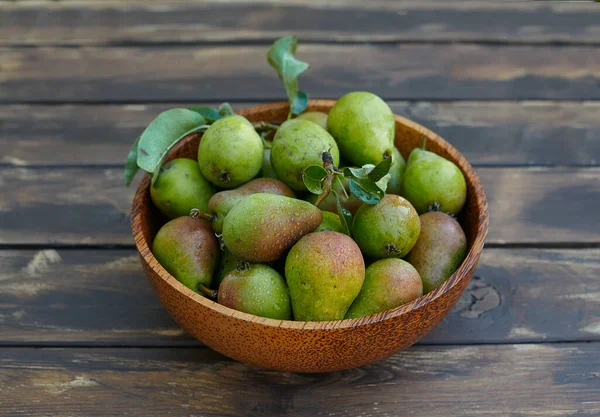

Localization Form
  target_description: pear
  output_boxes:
[315,211,343,233]
[405,212,467,294]
[352,194,420,259]
[218,264,292,320]
[213,248,243,290]
[222,194,322,263]
[296,111,328,130]
[402,147,467,215]
[198,115,263,188]
[152,217,219,291]
[208,178,295,234]
[345,259,423,319]
[286,231,365,321]
[150,158,215,219]
[270,119,340,191]
[260,148,278,179]
[305,175,363,216]
[327,91,395,166]
[386,148,406,195]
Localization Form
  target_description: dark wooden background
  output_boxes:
[1,1,599,415]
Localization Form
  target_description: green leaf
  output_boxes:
[218,102,235,117]
[188,105,221,123]
[334,191,352,236]
[368,156,392,182]
[343,165,374,180]
[291,90,308,115]
[267,35,310,115]
[136,109,206,184]
[348,178,384,205]
[302,165,327,195]
[124,136,141,187]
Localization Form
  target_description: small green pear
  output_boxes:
[345,259,423,319]
[222,194,322,263]
[327,91,395,166]
[402,147,467,215]
[208,178,295,234]
[286,231,365,321]
[352,194,420,259]
[405,211,467,293]
[198,115,263,188]
[218,264,292,320]
[315,211,343,233]
[150,158,215,219]
[152,216,219,291]
[270,119,340,191]
[386,148,406,195]
[296,111,328,130]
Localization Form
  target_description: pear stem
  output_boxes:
[189,208,215,223]
[314,151,337,207]
[252,121,280,132]
[421,135,429,150]
[197,284,218,300]
[335,175,350,200]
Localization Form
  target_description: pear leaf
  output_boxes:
[368,156,392,182]
[348,177,384,205]
[124,136,141,186]
[136,109,207,185]
[218,102,235,117]
[188,105,222,123]
[267,35,310,115]
[334,191,352,236]
[302,165,327,195]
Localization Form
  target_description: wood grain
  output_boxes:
[1,44,599,103]
[0,249,598,346]
[0,344,598,416]
[2,1,600,46]
[2,101,600,167]
[1,167,598,245]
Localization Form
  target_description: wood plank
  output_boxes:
[2,101,600,167]
[1,44,599,103]
[1,167,599,245]
[0,248,598,346]
[0,344,598,417]
[2,1,600,46]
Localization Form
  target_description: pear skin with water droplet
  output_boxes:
[285,231,365,321]
[218,264,292,320]
[352,194,420,259]
[345,258,423,319]
[209,178,295,234]
[222,194,322,263]
[405,211,467,294]
[152,217,219,291]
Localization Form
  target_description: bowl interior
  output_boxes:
[132,100,488,330]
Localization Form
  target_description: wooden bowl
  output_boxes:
[132,100,489,373]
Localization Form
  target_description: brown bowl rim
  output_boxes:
[132,100,489,331]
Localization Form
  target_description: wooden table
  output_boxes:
[1,1,600,415]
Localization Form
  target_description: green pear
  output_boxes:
[286,231,365,321]
[305,175,363,215]
[315,211,343,233]
[386,148,406,195]
[152,217,219,291]
[260,148,278,179]
[222,194,322,263]
[296,111,328,130]
[345,259,423,319]
[270,119,340,191]
[198,115,263,188]
[213,248,243,290]
[405,212,467,293]
[327,91,395,166]
[402,148,467,215]
[352,194,420,259]
[208,178,295,234]
[150,158,215,219]
[218,264,292,320]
